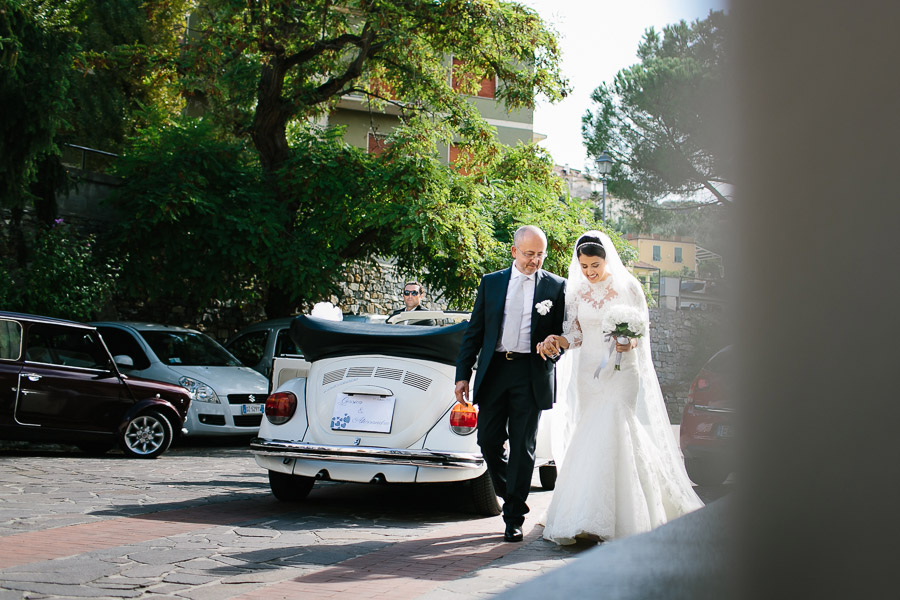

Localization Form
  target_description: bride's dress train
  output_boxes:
[542,236,703,544]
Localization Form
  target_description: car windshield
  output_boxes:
[140,331,241,367]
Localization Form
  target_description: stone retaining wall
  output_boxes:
[648,307,728,423]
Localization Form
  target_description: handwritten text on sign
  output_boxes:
[331,393,395,434]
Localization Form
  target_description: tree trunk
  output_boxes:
[251,58,302,318]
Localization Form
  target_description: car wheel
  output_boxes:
[685,458,730,487]
[120,411,173,459]
[469,470,502,516]
[539,465,558,490]
[268,470,315,501]
[77,442,114,456]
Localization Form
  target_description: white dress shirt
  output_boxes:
[497,263,536,353]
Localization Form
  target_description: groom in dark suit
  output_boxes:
[454,225,567,542]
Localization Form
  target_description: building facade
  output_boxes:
[327,57,538,162]
[625,233,697,274]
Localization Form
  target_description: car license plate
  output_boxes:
[241,404,263,415]
[716,424,732,438]
[332,393,395,433]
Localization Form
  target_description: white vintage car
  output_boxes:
[249,312,556,515]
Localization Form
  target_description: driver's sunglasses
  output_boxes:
[402,290,420,296]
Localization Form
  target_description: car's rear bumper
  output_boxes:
[250,437,484,469]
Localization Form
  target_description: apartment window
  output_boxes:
[451,58,496,99]
[675,247,683,263]
[652,245,661,261]
[367,133,391,155]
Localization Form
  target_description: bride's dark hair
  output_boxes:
[575,234,606,259]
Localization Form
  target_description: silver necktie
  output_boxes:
[502,276,525,351]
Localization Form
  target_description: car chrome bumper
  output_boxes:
[249,438,484,469]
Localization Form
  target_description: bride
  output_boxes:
[536,231,703,544]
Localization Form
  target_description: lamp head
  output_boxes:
[595,152,613,176]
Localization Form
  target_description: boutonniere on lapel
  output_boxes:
[535,300,553,315]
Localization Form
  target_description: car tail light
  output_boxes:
[450,403,478,435]
[696,378,709,390]
[265,392,297,425]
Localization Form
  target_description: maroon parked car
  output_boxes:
[680,345,734,486]
[0,312,191,458]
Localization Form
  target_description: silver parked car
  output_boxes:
[92,322,269,436]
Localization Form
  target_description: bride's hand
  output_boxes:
[615,338,638,352]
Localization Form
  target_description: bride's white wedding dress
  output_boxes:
[542,235,703,545]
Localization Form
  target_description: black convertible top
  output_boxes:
[291,315,468,366]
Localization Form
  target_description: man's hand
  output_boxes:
[537,334,568,360]
[454,380,471,405]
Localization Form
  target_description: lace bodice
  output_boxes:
[562,274,645,348]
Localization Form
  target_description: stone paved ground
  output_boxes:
[0,440,596,600]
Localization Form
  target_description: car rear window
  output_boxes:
[226,330,268,366]
[0,319,22,361]
[25,324,109,369]
[139,330,241,367]
[275,329,302,358]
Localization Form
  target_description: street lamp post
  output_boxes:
[595,152,613,221]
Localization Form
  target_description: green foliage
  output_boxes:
[105,117,282,315]
[277,124,627,309]
[62,0,191,154]
[107,117,625,314]
[0,0,78,209]
[583,10,732,213]
[3,220,119,321]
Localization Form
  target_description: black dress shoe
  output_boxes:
[504,525,524,542]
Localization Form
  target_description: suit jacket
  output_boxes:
[455,267,567,410]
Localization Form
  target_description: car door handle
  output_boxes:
[23,373,42,382]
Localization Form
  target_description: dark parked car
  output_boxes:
[225,314,387,386]
[679,345,734,485]
[0,312,191,458]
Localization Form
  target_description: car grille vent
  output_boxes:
[322,368,346,385]
[403,372,432,391]
[347,366,375,379]
[375,367,403,380]
[322,366,431,390]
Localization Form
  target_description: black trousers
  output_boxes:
[476,358,542,527]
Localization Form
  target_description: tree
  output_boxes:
[133,0,574,315]
[0,0,77,241]
[582,10,732,214]
[108,118,629,315]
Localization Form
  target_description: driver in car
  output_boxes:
[389,281,436,326]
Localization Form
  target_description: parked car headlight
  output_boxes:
[178,376,220,403]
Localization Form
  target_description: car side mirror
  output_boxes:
[113,355,134,368]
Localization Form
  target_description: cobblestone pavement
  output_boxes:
[0,440,600,600]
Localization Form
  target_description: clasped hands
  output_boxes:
[537,335,569,360]
[537,334,637,360]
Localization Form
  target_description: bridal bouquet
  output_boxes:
[602,305,648,371]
